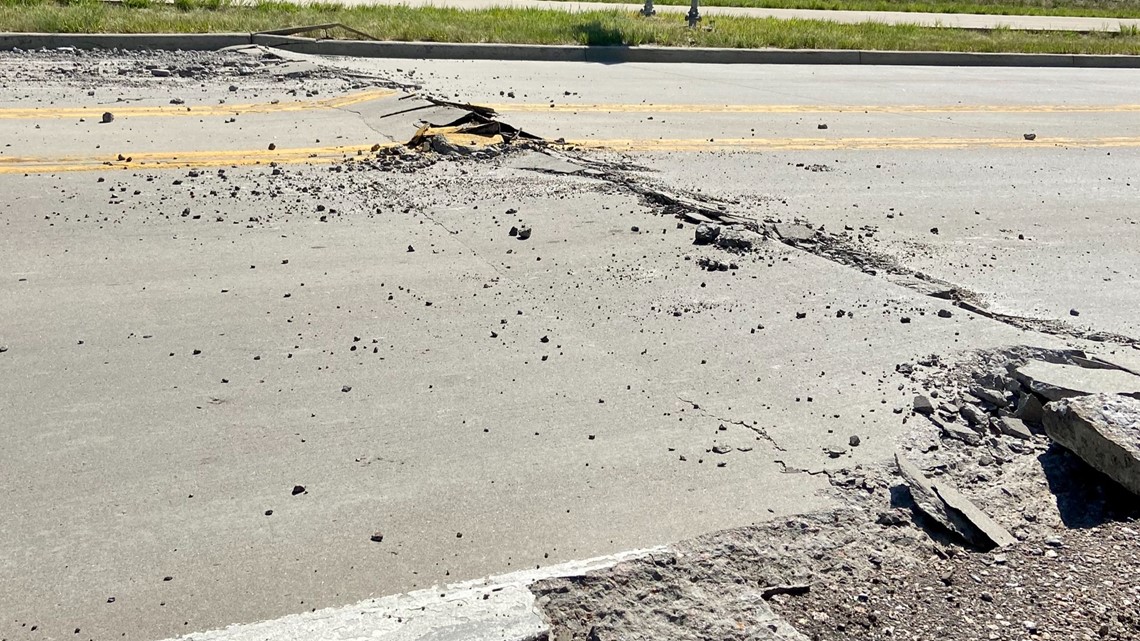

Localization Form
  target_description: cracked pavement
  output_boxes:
[2,47,1140,640]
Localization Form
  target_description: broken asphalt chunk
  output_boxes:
[895,454,1017,550]
[1043,393,1140,496]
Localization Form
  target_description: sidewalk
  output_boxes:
[326,0,1140,32]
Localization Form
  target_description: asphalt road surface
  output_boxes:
[1,48,1138,640]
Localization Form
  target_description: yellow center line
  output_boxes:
[0,89,397,120]
[3,134,1139,174]
[488,103,1140,114]
[0,143,399,174]
[564,136,1140,151]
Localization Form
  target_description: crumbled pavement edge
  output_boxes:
[532,345,1140,641]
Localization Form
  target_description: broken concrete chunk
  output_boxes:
[941,420,983,447]
[714,227,758,252]
[1088,351,1140,378]
[693,223,720,245]
[1043,393,1140,496]
[772,223,815,243]
[959,404,987,429]
[995,416,1033,440]
[913,395,935,415]
[1013,361,1140,402]
[1016,392,1045,424]
[1070,355,1122,371]
[895,454,1017,550]
[969,386,1009,408]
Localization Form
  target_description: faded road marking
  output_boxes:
[4,134,1138,174]
[490,103,1140,114]
[0,89,396,120]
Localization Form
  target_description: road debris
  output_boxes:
[1014,360,1140,401]
[895,453,1017,550]
[1043,393,1140,496]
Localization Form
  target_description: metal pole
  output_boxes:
[687,0,700,27]
[640,0,655,16]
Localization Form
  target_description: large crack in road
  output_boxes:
[5,46,1140,641]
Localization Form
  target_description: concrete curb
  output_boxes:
[5,32,1140,67]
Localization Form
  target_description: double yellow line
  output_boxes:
[0,144,396,174]
[569,135,1140,151]
[488,103,1140,114]
[0,89,396,120]
[5,135,1140,174]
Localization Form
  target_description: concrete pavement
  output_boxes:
[2,47,1139,641]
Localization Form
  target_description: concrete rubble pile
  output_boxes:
[895,347,1140,549]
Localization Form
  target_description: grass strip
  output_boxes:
[2,1,1140,54]
[555,0,1140,21]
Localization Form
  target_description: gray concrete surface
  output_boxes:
[172,547,662,641]
[2,49,1138,641]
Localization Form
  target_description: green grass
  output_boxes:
[557,0,1140,20]
[2,2,1140,54]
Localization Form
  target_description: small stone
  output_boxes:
[1045,536,1062,547]
[516,225,532,241]
[937,309,952,318]
[817,123,828,129]
[229,84,239,92]
[1024,133,1037,141]
[264,510,273,516]
[630,226,640,232]
[341,385,352,393]
[268,143,277,151]
[980,592,993,602]
[694,223,720,245]
[509,226,518,237]
[712,444,731,454]
[1070,308,1080,316]
[291,485,306,495]
[101,112,114,123]
[407,245,415,252]
[849,435,861,447]
[151,68,171,77]
[370,532,384,542]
